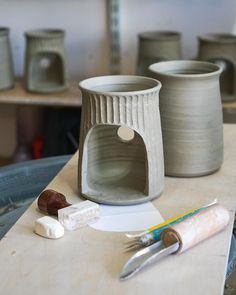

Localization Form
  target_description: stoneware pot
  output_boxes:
[137,31,181,76]
[149,60,223,177]
[198,33,236,102]
[78,75,164,205]
[0,27,14,90]
[24,29,68,93]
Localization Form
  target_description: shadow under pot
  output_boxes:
[198,33,236,102]
[149,60,223,177]
[78,75,164,205]
[0,27,14,90]
[137,31,182,77]
[24,29,68,93]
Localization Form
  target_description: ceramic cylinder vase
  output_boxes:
[0,27,14,90]
[149,60,223,177]
[78,75,164,205]
[198,33,236,102]
[137,31,182,76]
[24,29,68,93]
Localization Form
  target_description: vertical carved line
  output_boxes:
[99,95,104,123]
[94,95,99,124]
[133,95,138,130]
[141,94,145,132]
[117,96,121,125]
[89,93,94,126]
[119,96,125,125]
[108,95,114,123]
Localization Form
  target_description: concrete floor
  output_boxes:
[224,268,236,295]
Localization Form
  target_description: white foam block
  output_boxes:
[34,216,64,239]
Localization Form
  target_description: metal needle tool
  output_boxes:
[120,240,179,280]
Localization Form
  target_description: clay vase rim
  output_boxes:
[198,33,236,44]
[79,75,162,96]
[0,27,9,36]
[25,29,65,39]
[138,30,181,41]
[149,60,222,79]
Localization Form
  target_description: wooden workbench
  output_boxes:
[0,124,236,295]
[0,79,82,107]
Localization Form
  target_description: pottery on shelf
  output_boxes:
[149,60,223,177]
[78,75,164,205]
[198,33,236,102]
[0,27,14,90]
[24,29,68,93]
[137,31,182,76]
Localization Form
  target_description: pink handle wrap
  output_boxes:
[161,204,230,254]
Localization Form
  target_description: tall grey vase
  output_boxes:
[198,33,236,102]
[137,31,181,76]
[24,29,68,93]
[0,27,14,90]
[149,60,223,177]
[78,75,164,205]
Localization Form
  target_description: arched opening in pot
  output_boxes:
[30,52,64,91]
[81,124,148,205]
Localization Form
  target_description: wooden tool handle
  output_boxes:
[161,204,230,254]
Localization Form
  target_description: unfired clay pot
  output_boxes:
[137,31,181,76]
[198,33,236,102]
[78,75,164,205]
[149,60,223,177]
[0,27,14,90]
[24,29,68,93]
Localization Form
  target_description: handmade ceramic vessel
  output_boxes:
[137,31,181,76]
[0,27,14,90]
[78,75,164,205]
[149,60,223,177]
[24,29,68,93]
[198,33,236,101]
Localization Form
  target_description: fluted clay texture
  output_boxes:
[198,33,236,102]
[24,29,68,93]
[149,61,223,177]
[137,31,181,76]
[0,27,14,90]
[78,75,164,205]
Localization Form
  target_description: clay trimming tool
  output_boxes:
[120,203,230,280]
[125,199,217,250]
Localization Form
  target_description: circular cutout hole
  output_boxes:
[40,58,50,69]
[117,126,135,142]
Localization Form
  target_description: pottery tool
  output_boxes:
[37,189,100,230]
[125,199,217,251]
[120,203,230,280]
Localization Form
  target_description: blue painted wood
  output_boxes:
[0,155,71,239]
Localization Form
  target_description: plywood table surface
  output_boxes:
[0,79,82,107]
[0,125,236,295]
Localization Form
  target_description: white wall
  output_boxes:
[0,0,236,157]
[1,0,236,78]
[0,0,109,80]
[120,0,236,73]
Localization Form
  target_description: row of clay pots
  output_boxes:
[137,31,236,101]
[0,27,68,93]
[77,60,223,205]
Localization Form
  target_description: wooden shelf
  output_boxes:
[223,100,236,111]
[0,79,82,107]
